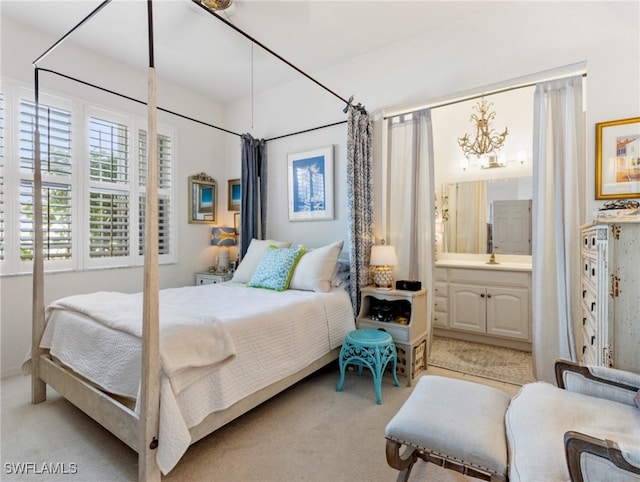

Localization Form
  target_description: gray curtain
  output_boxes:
[346,105,374,314]
[532,75,584,383]
[240,133,267,259]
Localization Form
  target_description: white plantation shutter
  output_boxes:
[20,180,72,261]
[19,100,72,176]
[1,87,175,274]
[88,117,130,259]
[138,129,172,256]
[89,189,129,257]
[18,99,73,262]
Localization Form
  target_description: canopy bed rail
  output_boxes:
[29,1,362,481]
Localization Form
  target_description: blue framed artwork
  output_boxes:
[287,146,334,221]
[228,178,241,211]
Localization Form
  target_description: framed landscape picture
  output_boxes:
[228,178,241,211]
[596,117,640,199]
[287,146,334,221]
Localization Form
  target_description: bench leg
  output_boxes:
[386,439,418,482]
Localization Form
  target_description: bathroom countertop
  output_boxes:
[435,259,532,272]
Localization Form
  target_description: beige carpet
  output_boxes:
[0,364,514,482]
[429,336,535,385]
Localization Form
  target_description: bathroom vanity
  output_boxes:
[434,254,532,351]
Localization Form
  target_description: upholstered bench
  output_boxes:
[336,329,400,404]
[385,375,510,481]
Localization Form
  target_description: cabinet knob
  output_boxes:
[591,302,596,312]
[480,293,485,298]
[590,335,595,345]
[582,290,587,298]
[487,294,492,298]
[582,345,586,354]
[582,317,586,325]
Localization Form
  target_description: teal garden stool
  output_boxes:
[336,329,400,404]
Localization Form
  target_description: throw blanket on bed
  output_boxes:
[47,288,236,393]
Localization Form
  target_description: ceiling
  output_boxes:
[2,0,498,104]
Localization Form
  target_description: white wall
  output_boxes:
[0,17,231,376]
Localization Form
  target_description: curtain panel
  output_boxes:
[346,106,374,314]
[386,110,436,340]
[532,75,585,383]
[240,134,267,259]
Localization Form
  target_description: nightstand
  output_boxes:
[356,286,427,386]
[194,272,233,285]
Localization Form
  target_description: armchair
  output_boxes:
[385,360,640,481]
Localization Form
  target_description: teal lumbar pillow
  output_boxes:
[247,244,306,291]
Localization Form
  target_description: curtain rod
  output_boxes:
[384,72,587,120]
[266,120,347,142]
[33,0,112,66]
[191,0,355,110]
[37,68,242,137]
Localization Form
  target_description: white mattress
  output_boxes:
[39,281,355,473]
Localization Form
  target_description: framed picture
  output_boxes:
[596,117,640,199]
[287,146,334,221]
[228,178,241,211]
[188,173,217,224]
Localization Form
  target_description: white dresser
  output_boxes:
[580,219,640,372]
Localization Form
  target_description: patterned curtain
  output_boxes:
[240,134,267,259]
[346,105,374,314]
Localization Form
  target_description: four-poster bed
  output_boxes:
[28,1,364,480]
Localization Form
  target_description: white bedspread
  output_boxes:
[37,282,355,474]
[47,289,236,393]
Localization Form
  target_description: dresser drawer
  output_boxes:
[433,312,449,328]
[435,267,448,281]
[582,257,598,286]
[434,281,448,297]
[434,295,448,313]
[582,229,598,254]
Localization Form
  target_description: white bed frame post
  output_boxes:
[31,67,47,404]
[139,1,161,480]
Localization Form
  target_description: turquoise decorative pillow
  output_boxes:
[247,244,306,291]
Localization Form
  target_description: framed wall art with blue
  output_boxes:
[287,146,334,221]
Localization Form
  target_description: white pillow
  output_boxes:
[289,241,343,292]
[232,239,291,283]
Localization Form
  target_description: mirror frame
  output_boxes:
[188,173,217,224]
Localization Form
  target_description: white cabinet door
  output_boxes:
[487,286,529,340]
[450,283,486,333]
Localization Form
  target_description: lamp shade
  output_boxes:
[211,227,236,246]
[369,245,398,266]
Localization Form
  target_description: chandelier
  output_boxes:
[458,97,508,167]
[201,0,234,11]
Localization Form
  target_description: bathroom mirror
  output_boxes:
[438,177,532,255]
[188,173,217,224]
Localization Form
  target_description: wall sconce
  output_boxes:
[211,226,236,272]
[369,244,398,290]
[458,97,509,167]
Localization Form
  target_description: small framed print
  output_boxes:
[287,146,334,221]
[228,179,241,211]
[596,117,640,199]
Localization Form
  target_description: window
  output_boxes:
[0,82,176,275]
[138,130,172,256]
[19,99,73,263]
[88,116,130,259]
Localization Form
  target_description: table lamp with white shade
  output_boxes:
[369,244,398,289]
[211,226,236,272]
